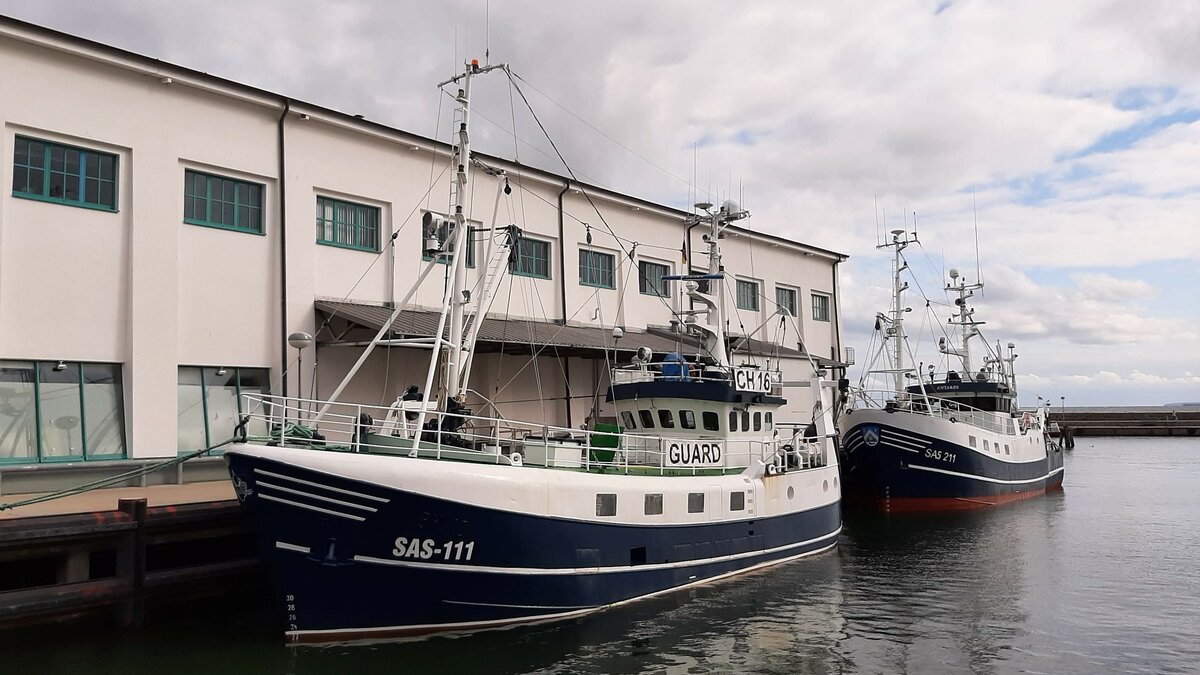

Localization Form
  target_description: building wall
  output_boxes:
[0,22,845,463]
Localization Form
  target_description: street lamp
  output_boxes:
[288,331,313,419]
[1060,395,1065,418]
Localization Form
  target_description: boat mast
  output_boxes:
[438,59,506,405]
[681,201,749,368]
[941,268,984,373]
[879,229,913,393]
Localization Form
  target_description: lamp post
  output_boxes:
[1060,396,1065,418]
[288,331,313,421]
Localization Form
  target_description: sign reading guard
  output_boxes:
[667,441,724,467]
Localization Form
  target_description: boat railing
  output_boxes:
[610,362,782,391]
[851,389,1017,435]
[236,393,829,475]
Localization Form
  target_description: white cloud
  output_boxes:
[3,0,1197,404]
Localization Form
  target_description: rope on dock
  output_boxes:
[0,437,237,512]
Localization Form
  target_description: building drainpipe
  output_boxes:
[556,180,573,428]
[277,99,290,399]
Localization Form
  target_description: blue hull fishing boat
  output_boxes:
[226,60,841,642]
[838,228,1063,512]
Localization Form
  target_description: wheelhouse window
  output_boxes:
[317,196,380,252]
[812,293,830,322]
[776,286,797,317]
[184,169,263,234]
[680,410,696,429]
[178,366,270,453]
[644,493,663,516]
[742,411,750,432]
[736,279,760,311]
[620,411,637,430]
[753,412,762,431]
[687,492,705,513]
[638,410,655,429]
[511,236,551,278]
[579,249,615,288]
[0,360,126,463]
[596,493,617,517]
[730,491,745,511]
[639,260,670,297]
[765,412,773,429]
[969,435,977,448]
[658,409,675,428]
[702,411,720,431]
[729,411,738,432]
[13,136,117,211]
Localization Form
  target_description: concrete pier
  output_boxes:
[1048,406,1200,439]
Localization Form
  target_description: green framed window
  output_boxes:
[510,236,551,278]
[736,279,760,311]
[0,360,126,464]
[812,293,830,322]
[12,136,117,211]
[579,249,615,288]
[776,286,797,317]
[317,196,380,252]
[177,366,270,453]
[639,260,670,297]
[184,169,263,234]
[421,215,476,268]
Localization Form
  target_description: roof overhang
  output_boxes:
[315,300,844,368]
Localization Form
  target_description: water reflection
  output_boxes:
[5,439,1200,675]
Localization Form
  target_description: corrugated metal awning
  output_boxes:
[314,300,842,366]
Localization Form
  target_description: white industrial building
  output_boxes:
[0,16,848,485]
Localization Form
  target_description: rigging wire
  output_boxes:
[510,71,716,203]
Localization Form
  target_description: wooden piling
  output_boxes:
[116,498,147,628]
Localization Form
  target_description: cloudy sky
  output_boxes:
[4,0,1197,405]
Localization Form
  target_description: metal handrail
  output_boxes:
[236,393,831,475]
[850,389,1018,435]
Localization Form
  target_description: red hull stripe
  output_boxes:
[876,483,1064,513]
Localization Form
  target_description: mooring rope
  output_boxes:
[0,436,238,512]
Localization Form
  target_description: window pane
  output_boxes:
[639,261,669,296]
[0,361,38,461]
[99,181,114,207]
[621,410,636,429]
[644,493,663,516]
[742,411,750,431]
[82,363,125,457]
[596,493,616,517]
[13,166,28,194]
[38,362,83,458]
[236,368,272,438]
[658,409,674,428]
[204,367,239,445]
[729,410,738,432]
[737,280,759,311]
[753,411,762,431]
[730,491,745,511]
[702,411,719,431]
[812,294,830,321]
[178,367,208,452]
[688,492,704,513]
[680,410,696,429]
[14,137,29,166]
[639,410,655,429]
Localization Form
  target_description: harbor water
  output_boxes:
[2,437,1197,674]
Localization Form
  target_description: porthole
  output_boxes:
[822,480,829,492]
[786,486,795,500]
[833,476,839,488]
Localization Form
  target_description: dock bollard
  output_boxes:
[117,498,148,628]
